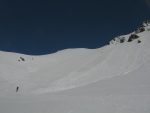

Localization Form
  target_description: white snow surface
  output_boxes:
[0,26,150,113]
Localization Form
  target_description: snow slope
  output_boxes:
[0,22,150,113]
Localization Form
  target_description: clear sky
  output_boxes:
[0,0,150,55]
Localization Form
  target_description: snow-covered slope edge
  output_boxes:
[34,26,150,94]
[0,21,150,113]
[0,21,150,95]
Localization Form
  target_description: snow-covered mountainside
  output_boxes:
[0,21,150,113]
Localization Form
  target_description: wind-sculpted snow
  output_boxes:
[34,41,147,94]
[0,23,150,113]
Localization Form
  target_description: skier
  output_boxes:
[16,86,19,92]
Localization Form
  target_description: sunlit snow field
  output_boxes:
[0,23,150,113]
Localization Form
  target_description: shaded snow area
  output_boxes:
[0,22,150,113]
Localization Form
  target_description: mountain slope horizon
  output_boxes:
[0,21,150,113]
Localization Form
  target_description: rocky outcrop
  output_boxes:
[128,34,139,42]
[109,36,126,44]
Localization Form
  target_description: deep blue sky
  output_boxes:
[0,0,150,55]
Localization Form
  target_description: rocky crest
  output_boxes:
[109,20,150,45]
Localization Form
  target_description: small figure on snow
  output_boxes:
[16,86,19,92]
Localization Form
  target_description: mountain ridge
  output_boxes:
[0,21,150,113]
